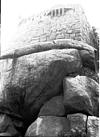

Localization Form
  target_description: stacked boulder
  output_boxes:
[0,5,99,137]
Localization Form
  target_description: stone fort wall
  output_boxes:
[10,5,92,50]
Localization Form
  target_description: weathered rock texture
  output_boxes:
[0,5,99,137]
[67,113,87,135]
[63,76,99,116]
[25,116,70,137]
[38,96,65,116]
[0,24,1,55]
[0,49,82,122]
[87,116,99,137]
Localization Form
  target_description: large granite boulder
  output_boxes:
[0,49,82,123]
[25,116,70,137]
[63,76,99,116]
[25,114,99,137]
[0,39,96,73]
[38,95,65,116]
[79,50,96,71]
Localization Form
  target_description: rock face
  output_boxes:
[39,96,65,116]
[25,114,99,137]
[0,5,99,137]
[67,113,87,135]
[63,76,99,116]
[0,114,23,136]
[87,116,99,137]
[0,25,1,55]
[25,116,70,137]
[0,49,82,123]
[79,50,96,70]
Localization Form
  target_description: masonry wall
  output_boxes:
[10,5,92,50]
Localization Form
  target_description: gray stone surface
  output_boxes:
[0,114,23,136]
[63,76,99,116]
[0,39,95,60]
[67,113,87,134]
[79,49,95,70]
[39,96,65,116]
[25,116,70,137]
[87,116,99,137]
[0,49,82,123]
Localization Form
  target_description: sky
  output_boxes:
[1,0,100,54]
